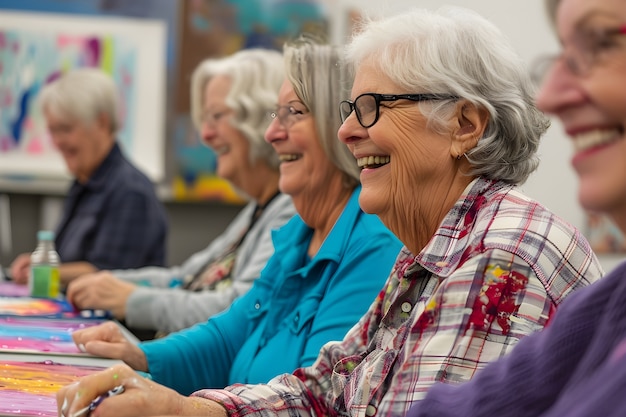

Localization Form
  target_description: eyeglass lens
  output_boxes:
[340,94,378,128]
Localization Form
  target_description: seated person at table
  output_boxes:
[10,68,168,285]
[65,49,296,334]
[408,0,626,416]
[57,9,603,417]
[62,37,402,396]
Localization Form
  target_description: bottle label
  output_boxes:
[31,265,60,298]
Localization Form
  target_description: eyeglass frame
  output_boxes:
[268,104,310,129]
[533,24,626,82]
[339,93,458,128]
[200,108,234,128]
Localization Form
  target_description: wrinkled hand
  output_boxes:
[9,253,31,284]
[67,271,136,319]
[72,321,148,372]
[56,363,222,417]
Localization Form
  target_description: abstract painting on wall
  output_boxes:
[0,11,166,181]
[171,0,328,202]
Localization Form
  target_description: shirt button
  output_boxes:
[254,302,261,310]
[401,301,412,313]
[366,404,377,416]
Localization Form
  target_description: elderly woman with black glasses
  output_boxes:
[56,8,603,417]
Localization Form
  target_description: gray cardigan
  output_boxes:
[114,193,295,333]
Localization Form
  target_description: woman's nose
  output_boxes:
[264,117,287,143]
[337,112,365,144]
[535,60,586,115]
[200,123,217,147]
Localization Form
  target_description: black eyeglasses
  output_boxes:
[339,93,458,128]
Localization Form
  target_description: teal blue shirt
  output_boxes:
[140,187,402,395]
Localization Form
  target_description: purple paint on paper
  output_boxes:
[0,281,29,297]
[0,317,104,354]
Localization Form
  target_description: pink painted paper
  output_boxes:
[0,282,29,297]
[0,317,105,354]
[0,360,106,417]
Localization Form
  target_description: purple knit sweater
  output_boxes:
[408,260,626,417]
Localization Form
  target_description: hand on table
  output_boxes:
[72,321,148,372]
[57,363,226,417]
[67,271,136,319]
[9,253,31,284]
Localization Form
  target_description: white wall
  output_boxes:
[322,0,623,271]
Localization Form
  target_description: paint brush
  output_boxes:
[70,385,125,417]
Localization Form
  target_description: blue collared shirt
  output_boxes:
[141,186,402,395]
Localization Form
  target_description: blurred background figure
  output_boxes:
[10,68,168,285]
[66,49,296,336]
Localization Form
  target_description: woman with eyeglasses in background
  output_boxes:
[406,0,626,416]
[56,8,602,417]
[60,37,401,402]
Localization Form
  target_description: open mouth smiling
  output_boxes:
[572,128,624,153]
[356,155,391,169]
[279,154,301,162]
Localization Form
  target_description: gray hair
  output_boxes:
[39,68,120,133]
[190,48,284,169]
[284,36,360,188]
[345,6,551,185]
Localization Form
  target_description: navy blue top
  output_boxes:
[55,143,168,269]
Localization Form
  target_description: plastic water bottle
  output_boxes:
[29,230,60,298]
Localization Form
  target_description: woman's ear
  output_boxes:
[450,101,489,159]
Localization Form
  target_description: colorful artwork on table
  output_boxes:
[0,296,77,318]
[0,317,104,354]
[0,10,166,181]
[0,360,106,417]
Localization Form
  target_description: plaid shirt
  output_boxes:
[193,177,604,417]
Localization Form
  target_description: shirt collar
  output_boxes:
[75,142,123,191]
[412,177,511,277]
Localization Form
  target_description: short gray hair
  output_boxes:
[39,68,120,133]
[284,36,360,188]
[345,6,551,185]
[190,48,284,169]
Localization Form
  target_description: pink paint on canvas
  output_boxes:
[0,281,30,297]
[0,317,104,354]
[0,360,105,417]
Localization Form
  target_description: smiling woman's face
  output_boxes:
[337,62,456,222]
[536,0,626,229]
[199,75,252,188]
[265,79,341,201]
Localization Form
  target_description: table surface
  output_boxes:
[0,277,140,417]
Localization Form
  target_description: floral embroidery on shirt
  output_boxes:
[468,264,529,334]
